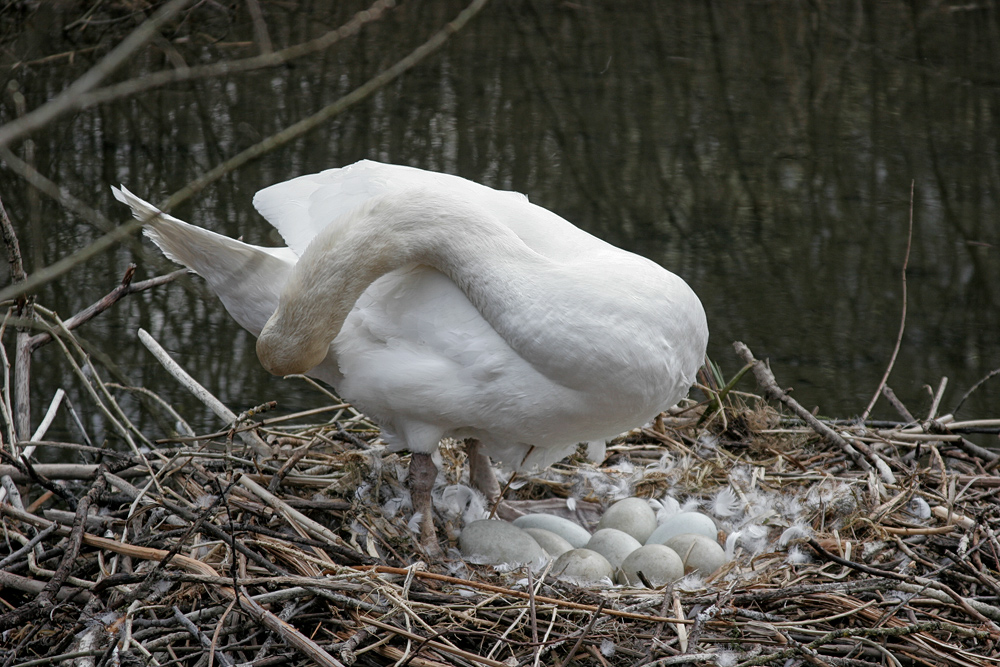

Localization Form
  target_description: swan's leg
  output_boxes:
[409,451,442,557]
[466,439,501,506]
[466,439,521,521]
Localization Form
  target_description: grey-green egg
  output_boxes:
[512,513,591,548]
[596,497,658,543]
[522,528,574,558]
[459,520,547,568]
[664,532,727,576]
[585,528,642,570]
[618,544,685,587]
[551,548,614,585]
[646,511,718,545]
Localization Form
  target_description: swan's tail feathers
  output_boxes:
[112,185,296,337]
[112,185,186,227]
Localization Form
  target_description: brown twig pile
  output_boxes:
[2,273,1000,667]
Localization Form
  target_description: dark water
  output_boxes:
[0,1,997,447]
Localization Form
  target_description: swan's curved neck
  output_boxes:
[257,190,547,374]
[255,189,671,390]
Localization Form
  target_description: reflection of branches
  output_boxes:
[0,145,149,302]
[59,0,397,122]
[0,0,193,150]
[0,0,490,304]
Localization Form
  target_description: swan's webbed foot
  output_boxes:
[409,451,444,558]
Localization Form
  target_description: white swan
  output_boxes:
[114,160,708,555]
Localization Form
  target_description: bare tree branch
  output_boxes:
[0,0,193,150]
[68,0,396,113]
[0,0,491,305]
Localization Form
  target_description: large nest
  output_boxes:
[2,291,999,667]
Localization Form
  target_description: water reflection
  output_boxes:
[0,1,996,448]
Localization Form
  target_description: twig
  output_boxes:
[0,523,58,568]
[862,180,914,421]
[173,606,235,667]
[927,377,948,421]
[268,436,317,493]
[556,601,605,667]
[237,475,352,553]
[357,566,691,624]
[733,341,895,485]
[646,655,718,667]
[0,0,489,305]
[114,478,239,610]
[0,463,142,482]
[1,192,33,444]
[245,0,273,54]
[0,192,26,298]
[0,384,63,504]
[954,366,1000,415]
[356,614,508,667]
[0,503,348,667]
[807,538,1000,627]
[26,267,186,352]
[734,621,992,667]
[881,386,916,423]
[45,1,396,116]
[0,466,107,631]
[137,328,271,457]
[0,145,152,302]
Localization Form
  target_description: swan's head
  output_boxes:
[256,313,331,376]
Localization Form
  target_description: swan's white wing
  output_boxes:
[252,160,599,261]
[114,186,295,336]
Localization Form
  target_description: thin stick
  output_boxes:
[0,389,63,503]
[0,503,347,667]
[33,1,396,118]
[862,180,914,421]
[26,267,185,352]
[357,566,691,625]
[137,328,271,457]
[733,341,895,485]
[173,606,235,667]
[355,614,511,667]
[555,601,605,667]
[0,194,26,285]
[927,377,948,421]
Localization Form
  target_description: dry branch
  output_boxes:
[733,341,896,485]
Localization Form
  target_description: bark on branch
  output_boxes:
[733,341,896,485]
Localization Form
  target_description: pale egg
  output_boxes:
[513,513,591,548]
[459,520,547,569]
[646,511,718,545]
[618,544,685,587]
[664,533,727,576]
[551,549,614,585]
[586,528,642,570]
[596,497,658,543]
[522,528,574,558]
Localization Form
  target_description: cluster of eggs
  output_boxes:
[459,498,727,586]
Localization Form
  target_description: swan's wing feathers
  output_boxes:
[251,177,332,256]
[113,185,188,228]
[115,185,295,337]
[252,160,538,257]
